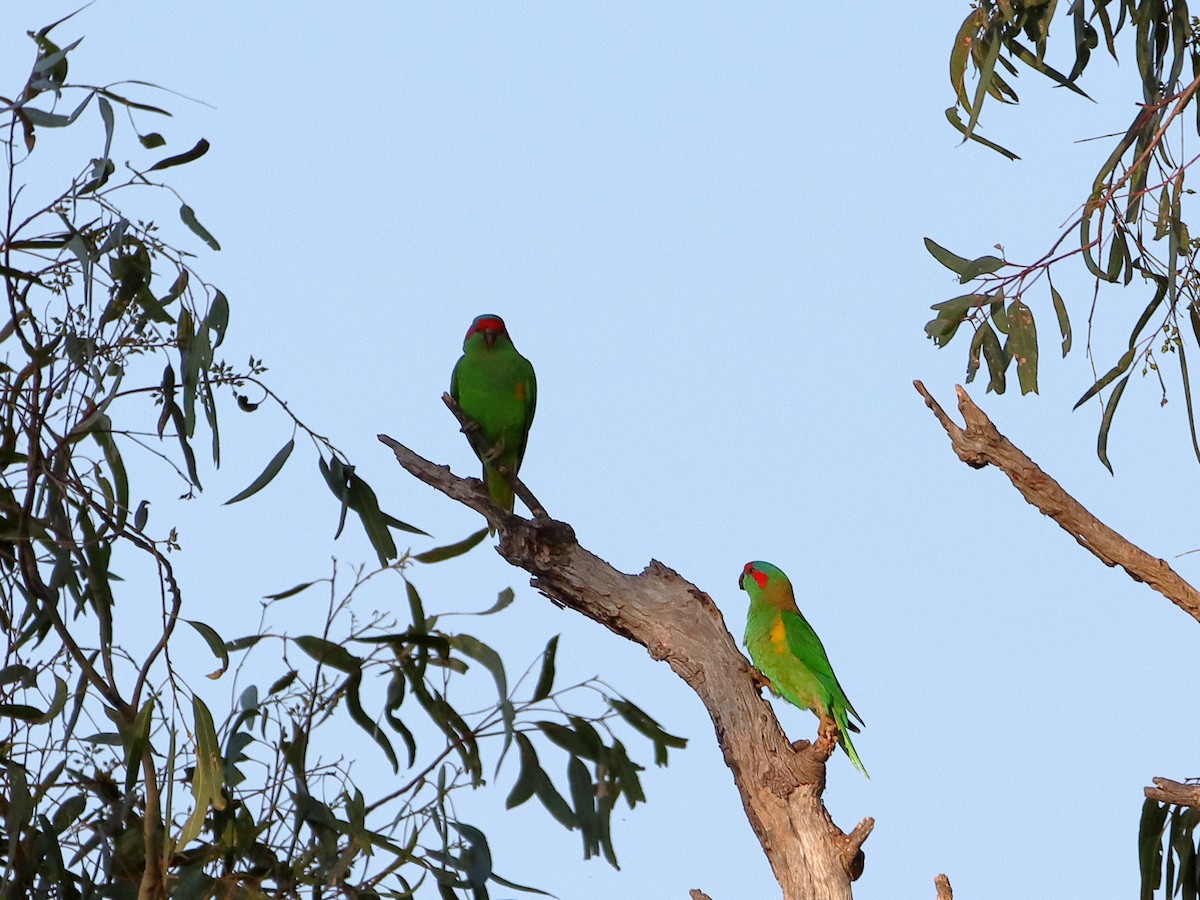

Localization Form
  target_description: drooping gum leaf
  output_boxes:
[1005,299,1039,395]
[224,439,294,505]
[343,670,398,773]
[1073,347,1136,410]
[178,696,225,847]
[148,138,210,172]
[568,756,598,858]
[1097,373,1130,474]
[1177,339,1200,467]
[294,635,362,674]
[944,106,1020,160]
[1004,36,1091,98]
[347,473,398,564]
[97,95,114,161]
[964,24,1004,140]
[263,580,317,601]
[924,237,972,276]
[123,699,154,792]
[185,619,229,679]
[506,732,541,809]
[414,527,488,564]
[1049,281,1071,356]
[980,322,1008,394]
[531,635,558,702]
[179,204,221,252]
[1139,799,1169,897]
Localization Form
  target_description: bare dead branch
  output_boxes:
[1146,777,1200,807]
[689,891,714,900]
[914,380,1200,624]
[935,873,954,900]
[379,433,869,900]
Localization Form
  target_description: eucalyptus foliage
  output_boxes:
[927,0,1200,472]
[0,16,680,899]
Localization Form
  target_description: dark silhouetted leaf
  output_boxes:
[980,322,1008,394]
[0,703,45,720]
[415,528,488,564]
[185,619,229,679]
[123,699,154,792]
[1049,280,1071,356]
[268,670,298,696]
[568,756,598,859]
[1140,799,1169,900]
[1074,347,1136,410]
[449,822,492,890]
[538,721,596,759]
[179,203,220,251]
[1005,299,1038,395]
[610,698,686,766]
[944,106,1020,160]
[225,634,265,652]
[225,439,293,505]
[924,238,972,277]
[294,635,361,674]
[531,635,558,702]
[344,671,398,772]
[1096,373,1130,474]
[263,580,317,601]
[1178,340,1200,467]
[148,138,210,172]
[506,732,541,809]
[179,695,225,847]
[405,580,428,634]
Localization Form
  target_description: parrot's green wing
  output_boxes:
[780,608,868,776]
[513,363,536,466]
[780,609,864,728]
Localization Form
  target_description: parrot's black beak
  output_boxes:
[736,575,744,591]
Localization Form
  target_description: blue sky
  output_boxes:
[5,3,1199,898]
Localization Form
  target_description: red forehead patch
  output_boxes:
[468,316,506,338]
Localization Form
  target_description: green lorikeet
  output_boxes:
[450,314,537,517]
[738,560,868,776]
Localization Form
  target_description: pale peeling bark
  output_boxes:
[913,381,1200,624]
[379,433,872,900]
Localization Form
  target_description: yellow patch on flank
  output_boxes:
[769,618,787,655]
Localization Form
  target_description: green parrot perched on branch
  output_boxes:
[739,560,868,777]
[450,314,537,517]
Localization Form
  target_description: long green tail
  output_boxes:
[483,464,515,514]
[835,706,869,778]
